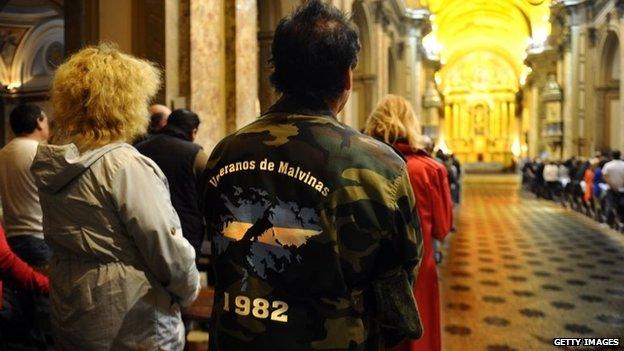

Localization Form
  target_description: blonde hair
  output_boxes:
[51,43,161,151]
[363,94,422,149]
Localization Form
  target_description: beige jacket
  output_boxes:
[31,143,200,351]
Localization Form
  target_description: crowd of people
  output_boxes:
[0,1,459,350]
[522,151,624,230]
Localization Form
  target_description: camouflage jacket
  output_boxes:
[201,96,423,351]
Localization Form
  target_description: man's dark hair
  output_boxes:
[270,0,360,103]
[148,113,166,134]
[612,150,621,160]
[163,109,200,141]
[9,104,43,135]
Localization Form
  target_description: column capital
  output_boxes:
[404,7,431,38]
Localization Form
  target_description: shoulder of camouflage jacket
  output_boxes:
[206,111,408,184]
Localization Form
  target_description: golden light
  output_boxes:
[511,138,522,158]
[520,66,533,86]
[528,26,551,54]
[434,72,442,86]
[6,82,21,91]
[423,32,443,59]
[414,0,552,167]
[419,0,552,79]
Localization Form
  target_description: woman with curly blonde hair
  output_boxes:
[31,44,200,350]
[364,95,453,351]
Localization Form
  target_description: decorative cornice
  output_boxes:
[373,0,414,34]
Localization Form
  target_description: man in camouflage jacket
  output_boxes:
[200,1,423,350]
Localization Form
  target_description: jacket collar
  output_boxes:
[394,142,430,157]
[264,95,336,119]
[159,125,192,141]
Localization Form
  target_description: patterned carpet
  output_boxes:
[440,174,624,351]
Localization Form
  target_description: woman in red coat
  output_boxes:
[365,95,452,351]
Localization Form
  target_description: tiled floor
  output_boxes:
[440,174,624,351]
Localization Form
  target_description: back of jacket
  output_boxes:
[202,98,422,351]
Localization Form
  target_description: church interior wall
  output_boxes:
[2,0,624,164]
[99,0,133,53]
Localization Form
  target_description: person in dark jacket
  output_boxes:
[136,108,209,253]
[199,1,423,350]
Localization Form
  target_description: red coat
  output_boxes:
[391,143,453,351]
[0,224,49,309]
[583,168,594,202]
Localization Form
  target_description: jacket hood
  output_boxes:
[31,143,129,194]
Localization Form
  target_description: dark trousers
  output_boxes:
[604,190,624,225]
[0,235,51,350]
[451,182,461,204]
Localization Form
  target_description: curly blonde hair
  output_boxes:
[363,95,422,149]
[51,43,161,151]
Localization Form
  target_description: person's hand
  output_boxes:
[433,239,443,264]
[435,251,443,264]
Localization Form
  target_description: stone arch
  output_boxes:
[351,0,376,129]
[11,18,64,90]
[596,29,621,151]
[599,30,620,85]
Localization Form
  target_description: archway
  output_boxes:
[597,30,621,152]
[351,0,376,129]
[0,0,64,145]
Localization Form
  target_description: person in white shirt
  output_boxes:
[0,104,50,349]
[0,104,50,263]
[602,150,624,224]
[603,150,624,191]
[543,160,560,199]
[543,161,559,182]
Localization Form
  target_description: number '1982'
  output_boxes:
[223,292,289,323]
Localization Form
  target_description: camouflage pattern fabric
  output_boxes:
[201,96,423,351]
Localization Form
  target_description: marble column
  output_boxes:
[189,0,258,151]
[190,0,225,151]
[405,8,431,126]
[225,0,259,131]
[561,3,588,158]
[529,85,540,158]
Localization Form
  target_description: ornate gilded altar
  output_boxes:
[439,51,519,167]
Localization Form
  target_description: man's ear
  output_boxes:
[344,68,353,91]
[191,128,199,141]
[36,115,45,131]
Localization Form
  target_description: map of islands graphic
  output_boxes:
[222,220,321,248]
[215,187,322,278]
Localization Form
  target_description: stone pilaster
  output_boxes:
[189,0,258,151]
[190,0,225,150]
